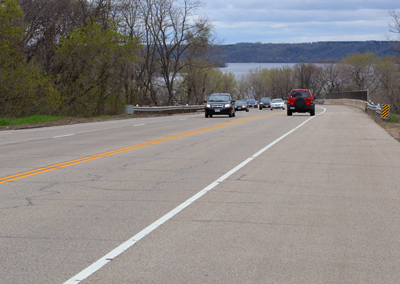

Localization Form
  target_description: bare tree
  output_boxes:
[294,63,323,96]
[373,56,400,112]
[388,10,400,53]
[318,60,345,95]
[340,52,381,92]
[246,67,269,100]
[236,74,250,99]
[19,0,77,72]
[180,25,221,104]
[138,0,214,105]
[269,66,296,99]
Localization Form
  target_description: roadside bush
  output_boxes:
[55,19,140,117]
[0,61,60,117]
[0,0,60,117]
[388,113,400,123]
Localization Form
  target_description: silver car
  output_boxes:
[270,99,285,110]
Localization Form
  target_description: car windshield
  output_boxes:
[236,100,247,105]
[208,95,231,102]
[290,91,311,98]
[272,99,283,103]
[261,98,271,102]
[247,99,256,102]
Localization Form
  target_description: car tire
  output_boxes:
[205,113,208,118]
[229,113,232,117]
[270,108,273,111]
[310,108,315,116]
[210,114,213,118]
[287,109,292,116]
[246,109,249,112]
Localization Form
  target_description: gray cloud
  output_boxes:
[198,0,400,43]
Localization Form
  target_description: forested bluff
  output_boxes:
[217,41,399,63]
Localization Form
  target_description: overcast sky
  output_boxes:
[198,0,400,44]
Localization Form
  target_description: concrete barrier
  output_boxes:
[325,99,366,111]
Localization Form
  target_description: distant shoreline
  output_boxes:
[219,63,297,76]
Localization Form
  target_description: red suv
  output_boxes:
[287,89,315,116]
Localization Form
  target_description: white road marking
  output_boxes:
[179,118,187,120]
[52,134,75,139]
[63,108,326,284]
[133,124,145,127]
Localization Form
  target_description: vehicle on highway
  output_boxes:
[270,98,285,110]
[204,93,236,118]
[246,99,258,108]
[287,89,315,116]
[258,97,272,110]
[235,100,249,112]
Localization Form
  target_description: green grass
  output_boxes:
[387,113,400,123]
[0,115,67,126]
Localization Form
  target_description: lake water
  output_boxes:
[219,63,296,77]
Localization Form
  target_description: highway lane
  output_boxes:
[1,105,400,283]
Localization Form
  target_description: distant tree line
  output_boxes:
[218,41,399,63]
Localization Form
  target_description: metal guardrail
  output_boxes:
[129,105,204,112]
[365,102,382,115]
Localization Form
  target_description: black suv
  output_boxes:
[204,93,236,118]
[287,89,315,116]
[259,97,272,110]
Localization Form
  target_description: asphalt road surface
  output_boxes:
[1,105,400,284]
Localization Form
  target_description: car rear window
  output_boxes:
[290,91,311,98]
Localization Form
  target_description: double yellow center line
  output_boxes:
[0,112,281,184]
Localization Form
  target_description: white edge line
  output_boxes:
[133,124,145,127]
[52,134,74,139]
[63,107,326,284]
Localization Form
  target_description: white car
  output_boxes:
[270,99,285,110]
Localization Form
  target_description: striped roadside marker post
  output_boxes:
[381,104,390,120]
